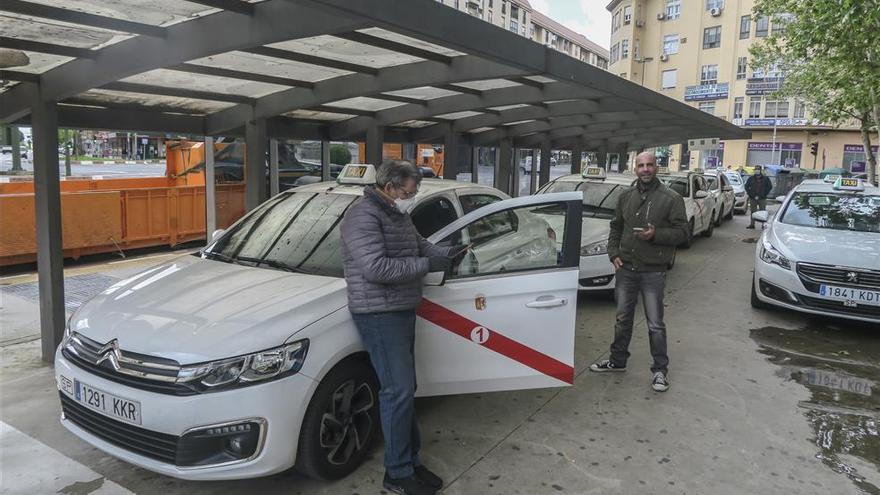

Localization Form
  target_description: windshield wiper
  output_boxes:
[203,250,237,264]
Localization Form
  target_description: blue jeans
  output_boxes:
[610,267,669,374]
[351,310,421,478]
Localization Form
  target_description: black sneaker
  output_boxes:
[415,465,443,489]
[383,473,436,495]
[652,372,670,392]
[589,359,626,372]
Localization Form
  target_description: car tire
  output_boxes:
[701,216,714,237]
[296,355,380,480]
[724,207,734,220]
[750,278,771,309]
[714,207,723,227]
[680,219,695,249]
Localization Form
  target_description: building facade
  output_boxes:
[606,0,872,173]
[437,0,609,69]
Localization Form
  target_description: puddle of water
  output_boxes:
[751,320,880,494]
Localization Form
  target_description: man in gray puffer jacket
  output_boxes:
[340,160,455,495]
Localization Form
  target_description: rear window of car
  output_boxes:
[780,193,880,233]
[540,180,582,194]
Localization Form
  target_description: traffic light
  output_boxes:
[810,142,819,155]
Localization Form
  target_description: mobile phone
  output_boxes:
[632,227,645,232]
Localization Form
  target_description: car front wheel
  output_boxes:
[680,219,695,249]
[296,356,380,480]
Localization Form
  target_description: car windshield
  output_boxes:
[724,173,743,185]
[206,191,358,277]
[659,176,689,197]
[780,192,880,233]
[705,176,718,190]
[540,180,624,218]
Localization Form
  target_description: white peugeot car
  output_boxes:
[536,168,663,291]
[657,170,717,247]
[55,165,583,481]
[751,177,880,324]
[723,170,748,213]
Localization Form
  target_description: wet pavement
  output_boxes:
[752,318,880,494]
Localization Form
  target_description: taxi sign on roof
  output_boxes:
[657,166,670,174]
[582,166,606,179]
[337,164,377,185]
[823,174,841,183]
[833,177,865,191]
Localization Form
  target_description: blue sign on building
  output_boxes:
[684,83,729,101]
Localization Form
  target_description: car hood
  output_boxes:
[770,222,880,269]
[69,255,347,364]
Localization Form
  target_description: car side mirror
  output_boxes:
[211,229,225,242]
[423,271,446,286]
[775,195,786,202]
[751,211,769,224]
[723,186,733,192]
[695,190,709,199]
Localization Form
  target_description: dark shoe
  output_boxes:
[746,225,755,229]
[589,359,626,372]
[383,473,436,495]
[652,372,670,392]
[415,465,443,489]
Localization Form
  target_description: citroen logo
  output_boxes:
[846,272,859,283]
[95,339,122,368]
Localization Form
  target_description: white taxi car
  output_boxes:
[702,170,735,225]
[55,164,583,481]
[657,169,717,247]
[536,167,647,291]
[723,170,748,213]
[751,176,880,323]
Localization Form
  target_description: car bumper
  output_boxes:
[55,350,317,480]
[753,259,880,324]
[734,197,747,210]
[578,255,616,291]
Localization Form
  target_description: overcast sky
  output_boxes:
[529,0,612,50]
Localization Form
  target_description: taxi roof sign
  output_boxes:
[823,174,841,183]
[582,166,606,179]
[833,176,865,191]
[337,164,377,185]
[657,166,670,174]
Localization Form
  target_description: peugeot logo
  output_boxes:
[846,272,859,283]
[95,338,122,368]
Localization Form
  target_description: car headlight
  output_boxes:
[760,240,791,270]
[178,340,309,392]
[580,239,608,256]
[735,192,746,197]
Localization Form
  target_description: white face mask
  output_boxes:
[394,197,416,213]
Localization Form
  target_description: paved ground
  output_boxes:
[1,212,877,495]
[0,155,165,178]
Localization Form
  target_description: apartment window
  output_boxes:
[612,11,621,33]
[740,15,751,39]
[624,5,633,24]
[661,69,677,89]
[774,100,790,118]
[794,99,806,118]
[772,13,792,34]
[510,19,518,32]
[706,0,724,10]
[764,100,778,118]
[699,101,716,114]
[733,97,744,119]
[522,8,527,22]
[700,64,718,85]
[610,43,620,63]
[703,26,721,49]
[488,0,493,7]
[622,39,630,59]
[663,34,679,55]
[666,0,681,20]
[748,97,761,118]
[736,57,747,79]
[501,0,506,14]
[755,15,769,37]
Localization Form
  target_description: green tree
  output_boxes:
[750,0,880,184]
[329,144,352,165]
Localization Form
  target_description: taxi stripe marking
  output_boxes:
[417,298,574,384]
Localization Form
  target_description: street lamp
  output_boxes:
[635,57,654,87]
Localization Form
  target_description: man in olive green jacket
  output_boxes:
[590,152,688,392]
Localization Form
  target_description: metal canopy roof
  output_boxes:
[0,0,750,151]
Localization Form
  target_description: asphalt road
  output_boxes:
[0,155,165,178]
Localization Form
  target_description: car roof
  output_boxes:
[792,179,880,195]
[551,173,635,185]
[291,178,507,198]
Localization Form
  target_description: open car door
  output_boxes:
[414,192,582,396]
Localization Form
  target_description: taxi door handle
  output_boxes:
[525,298,567,308]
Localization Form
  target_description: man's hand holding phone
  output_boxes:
[635,223,656,241]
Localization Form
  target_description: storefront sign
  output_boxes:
[745,77,784,95]
[684,83,729,101]
[707,156,719,168]
[851,161,867,173]
[743,118,815,127]
[843,144,879,153]
[747,142,802,151]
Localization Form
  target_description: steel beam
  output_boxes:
[186,0,255,15]
[101,82,256,105]
[539,139,551,187]
[170,64,315,88]
[31,94,64,362]
[269,138,280,197]
[570,145,582,174]
[470,146,479,183]
[497,138,512,195]
[334,31,453,64]
[205,136,217,241]
[321,140,331,181]
[0,70,39,83]
[48,105,206,134]
[0,0,166,37]
[0,36,96,59]
[240,47,379,75]
[366,122,383,165]
[443,127,459,180]
[529,149,538,194]
[245,118,267,211]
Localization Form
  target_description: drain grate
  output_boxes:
[1,273,120,311]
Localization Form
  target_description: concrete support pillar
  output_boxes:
[570,145,583,174]
[616,146,630,172]
[497,139,512,195]
[365,123,384,165]
[529,149,538,195]
[539,140,551,187]
[402,143,417,163]
[510,147,521,197]
[245,118,267,212]
[470,146,479,184]
[32,97,65,363]
[205,136,216,242]
[269,138,279,197]
[595,149,607,169]
[10,125,22,171]
[321,140,331,181]
[443,131,459,180]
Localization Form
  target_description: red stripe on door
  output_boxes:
[416,298,574,384]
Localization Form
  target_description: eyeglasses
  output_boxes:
[398,186,419,199]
